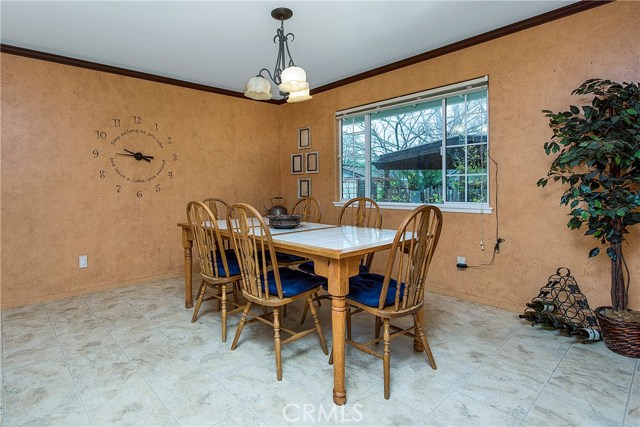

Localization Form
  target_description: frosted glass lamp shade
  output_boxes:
[278,66,309,93]
[244,76,273,100]
[286,88,313,103]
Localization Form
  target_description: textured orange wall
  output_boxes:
[277,2,640,311]
[2,2,638,311]
[1,55,280,307]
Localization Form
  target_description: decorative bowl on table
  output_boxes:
[266,214,302,229]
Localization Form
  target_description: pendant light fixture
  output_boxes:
[244,7,312,103]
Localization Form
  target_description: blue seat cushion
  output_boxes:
[274,251,307,264]
[264,268,327,298]
[299,261,369,275]
[347,273,403,308]
[211,249,241,277]
[298,260,315,275]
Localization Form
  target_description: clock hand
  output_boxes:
[116,152,152,160]
[120,149,154,162]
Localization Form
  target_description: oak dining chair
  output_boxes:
[291,196,322,223]
[337,205,442,399]
[202,197,229,219]
[275,197,323,271]
[300,197,382,275]
[186,201,243,342]
[227,203,329,380]
[338,197,383,271]
[203,197,230,249]
[299,197,383,322]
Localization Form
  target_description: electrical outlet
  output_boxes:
[79,255,88,269]
[457,256,466,265]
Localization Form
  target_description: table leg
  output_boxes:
[181,226,194,308]
[312,256,358,406]
[414,305,425,352]
[331,295,347,405]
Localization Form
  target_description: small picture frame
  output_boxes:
[298,126,311,150]
[298,178,311,198]
[305,152,319,174]
[291,153,303,174]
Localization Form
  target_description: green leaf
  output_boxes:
[588,247,600,257]
[540,79,640,249]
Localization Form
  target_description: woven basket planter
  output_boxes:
[595,307,640,358]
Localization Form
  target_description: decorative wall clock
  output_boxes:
[92,116,178,198]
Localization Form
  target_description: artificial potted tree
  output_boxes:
[538,78,640,358]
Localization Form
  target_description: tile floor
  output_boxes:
[1,276,638,427]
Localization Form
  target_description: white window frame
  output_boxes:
[336,77,492,214]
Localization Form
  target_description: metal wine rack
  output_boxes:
[520,267,601,342]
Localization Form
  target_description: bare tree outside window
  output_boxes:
[340,86,488,205]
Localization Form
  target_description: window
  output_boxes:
[338,77,489,212]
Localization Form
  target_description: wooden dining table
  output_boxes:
[177,220,420,405]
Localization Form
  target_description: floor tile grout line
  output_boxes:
[103,286,237,425]
[212,380,270,427]
[518,332,575,424]
[3,280,637,427]
[105,286,256,426]
[81,291,183,426]
[239,377,314,426]
[41,301,92,425]
[518,337,632,426]
[414,317,524,422]
[621,358,639,427]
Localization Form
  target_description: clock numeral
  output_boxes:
[96,130,107,139]
[136,190,143,198]
[92,149,100,158]
[168,171,173,179]
[99,170,106,179]
[155,184,161,192]
[113,119,121,127]
[154,123,159,131]
[133,116,142,125]
[172,154,178,161]
[167,136,173,144]
[116,185,121,193]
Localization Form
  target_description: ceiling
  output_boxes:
[1,1,579,97]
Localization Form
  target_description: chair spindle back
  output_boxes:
[338,197,382,228]
[339,197,383,270]
[203,198,229,219]
[227,203,284,301]
[186,201,231,281]
[292,197,321,222]
[379,205,442,311]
